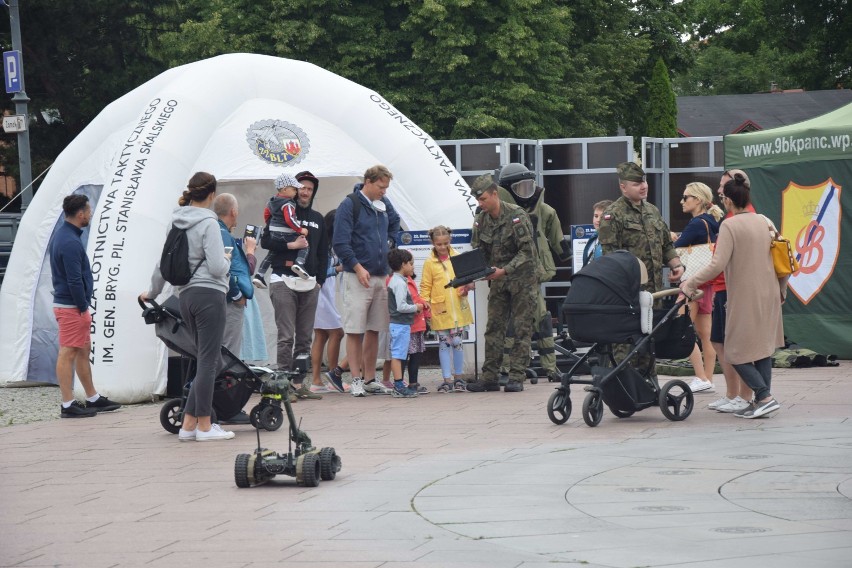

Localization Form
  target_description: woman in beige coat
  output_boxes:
[681,173,786,419]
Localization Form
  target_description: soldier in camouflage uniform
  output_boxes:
[597,162,684,377]
[468,174,538,392]
[496,164,568,382]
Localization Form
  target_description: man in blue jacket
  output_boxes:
[50,195,121,418]
[332,165,400,397]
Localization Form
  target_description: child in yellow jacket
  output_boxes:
[419,226,474,392]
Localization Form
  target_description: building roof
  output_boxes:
[677,90,852,137]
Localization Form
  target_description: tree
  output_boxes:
[0,1,169,193]
[155,0,656,139]
[675,0,852,94]
[645,57,677,138]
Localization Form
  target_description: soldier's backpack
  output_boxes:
[160,224,204,285]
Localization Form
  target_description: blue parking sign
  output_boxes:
[4,50,22,94]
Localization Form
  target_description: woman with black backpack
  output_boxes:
[140,172,234,441]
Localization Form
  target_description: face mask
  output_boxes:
[371,199,386,213]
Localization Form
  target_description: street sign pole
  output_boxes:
[5,0,33,213]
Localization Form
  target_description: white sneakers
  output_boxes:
[179,424,235,442]
[178,428,197,442]
[708,396,731,410]
[716,396,750,413]
[350,378,366,397]
[363,380,392,395]
[688,377,715,393]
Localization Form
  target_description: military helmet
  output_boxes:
[498,162,536,199]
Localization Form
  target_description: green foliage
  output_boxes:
[676,0,852,94]
[7,0,843,182]
[0,0,168,193]
[645,58,677,138]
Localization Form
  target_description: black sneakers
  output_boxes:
[86,396,121,412]
[291,264,310,279]
[252,274,267,289]
[61,400,97,418]
[466,380,500,392]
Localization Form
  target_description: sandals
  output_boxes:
[437,379,467,393]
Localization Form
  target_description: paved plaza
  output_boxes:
[1,362,851,567]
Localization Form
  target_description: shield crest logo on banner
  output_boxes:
[781,178,842,304]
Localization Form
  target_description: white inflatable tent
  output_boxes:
[0,53,475,402]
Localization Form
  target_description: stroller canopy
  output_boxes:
[562,250,646,343]
[570,250,644,307]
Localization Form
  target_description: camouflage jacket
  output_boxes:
[597,196,677,292]
[471,201,536,284]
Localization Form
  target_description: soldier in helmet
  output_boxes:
[495,163,568,382]
[598,162,684,377]
[468,174,538,392]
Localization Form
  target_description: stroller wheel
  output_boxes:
[159,398,183,434]
[547,389,572,425]
[259,405,284,431]
[582,392,604,427]
[659,379,694,421]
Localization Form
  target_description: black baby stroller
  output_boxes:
[546,250,697,427]
[139,296,300,433]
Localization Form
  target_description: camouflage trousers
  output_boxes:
[482,278,536,382]
[502,290,556,374]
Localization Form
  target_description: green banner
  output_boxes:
[730,160,851,359]
[726,103,852,169]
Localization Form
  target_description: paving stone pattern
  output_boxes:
[1,363,851,567]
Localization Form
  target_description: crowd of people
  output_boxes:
[49,159,786,440]
[597,163,786,420]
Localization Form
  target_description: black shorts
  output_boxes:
[710,290,727,344]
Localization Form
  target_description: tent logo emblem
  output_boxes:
[246,119,310,166]
[781,178,842,304]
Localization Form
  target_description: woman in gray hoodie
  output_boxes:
[141,172,233,441]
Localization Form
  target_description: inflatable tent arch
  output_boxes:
[0,53,475,402]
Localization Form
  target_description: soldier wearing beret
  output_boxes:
[467,175,538,392]
[598,162,684,378]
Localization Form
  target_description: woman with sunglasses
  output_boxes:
[671,182,723,394]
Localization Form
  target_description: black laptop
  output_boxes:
[444,248,495,288]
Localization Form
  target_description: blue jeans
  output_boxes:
[732,357,772,401]
[437,329,464,379]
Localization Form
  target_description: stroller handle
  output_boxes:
[138,296,162,311]
[651,288,703,300]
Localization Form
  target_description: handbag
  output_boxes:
[652,302,696,360]
[676,219,714,280]
[763,216,800,277]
